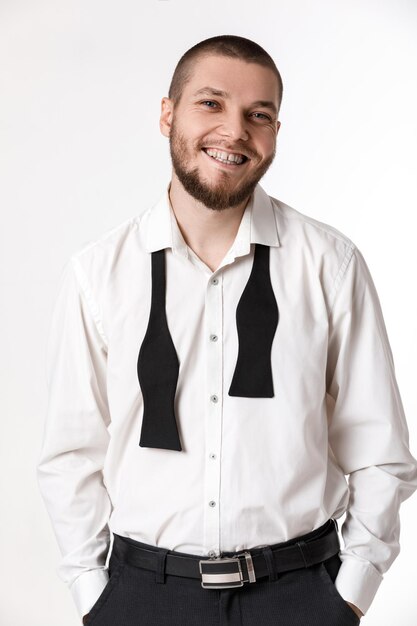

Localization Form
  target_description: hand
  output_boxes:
[346,601,363,619]
[82,614,90,625]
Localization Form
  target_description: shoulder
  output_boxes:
[71,214,139,263]
[68,207,150,282]
[268,194,359,310]
[269,194,355,253]
[270,193,356,268]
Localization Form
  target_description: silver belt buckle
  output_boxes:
[199,551,256,589]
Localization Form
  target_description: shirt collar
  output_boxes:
[144,181,281,262]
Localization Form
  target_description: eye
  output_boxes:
[200,100,218,108]
[252,112,271,121]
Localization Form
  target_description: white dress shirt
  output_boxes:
[36,181,417,620]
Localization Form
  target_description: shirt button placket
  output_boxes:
[203,274,223,557]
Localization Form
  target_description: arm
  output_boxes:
[326,244,417,616]
[37,256,112,621]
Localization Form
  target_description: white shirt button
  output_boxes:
[209,500,216,507]
[211,278,219,285]
[209,453,216,460]
[210,334,218,342]
[210,395,218,403]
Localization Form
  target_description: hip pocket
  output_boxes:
[317,556,360,624]
[85,561,126,625]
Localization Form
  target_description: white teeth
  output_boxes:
[204,148,245,165]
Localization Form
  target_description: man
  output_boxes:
[37,35,417,625]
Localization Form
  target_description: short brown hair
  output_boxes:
[168,35,283,114]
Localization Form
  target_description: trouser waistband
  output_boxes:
[111,518,340,589]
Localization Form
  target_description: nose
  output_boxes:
[219,110,250,142]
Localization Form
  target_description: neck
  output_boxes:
[167,172,251,254]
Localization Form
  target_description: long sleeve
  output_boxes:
[325,244,417,615]
[36,255,112,620]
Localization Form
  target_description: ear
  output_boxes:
[276,120,281,136]
[160,97,174,138]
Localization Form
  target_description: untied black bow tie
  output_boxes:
[137,242,279,451]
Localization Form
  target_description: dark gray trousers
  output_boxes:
[84,527,361,626]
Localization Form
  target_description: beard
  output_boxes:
[168,116,276,211]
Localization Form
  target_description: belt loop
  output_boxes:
[154,548,169,584]
[296,540,311,568]
[261,545,278,581]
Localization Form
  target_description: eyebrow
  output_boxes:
[192,86,278,117]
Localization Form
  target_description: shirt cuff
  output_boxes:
[334,553,383,615]
[69,568,110,620]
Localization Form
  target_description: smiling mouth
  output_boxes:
[201,148,249,168]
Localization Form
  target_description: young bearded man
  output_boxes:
[37,35,417,625]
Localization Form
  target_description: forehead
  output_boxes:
[185,54,278,103]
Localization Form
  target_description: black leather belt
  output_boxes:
[112,518,340,590]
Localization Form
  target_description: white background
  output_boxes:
[1,0,417,624]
